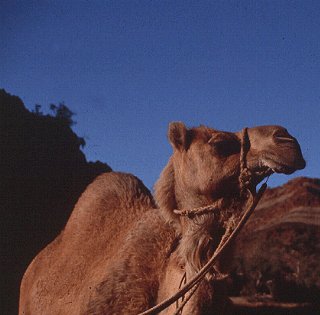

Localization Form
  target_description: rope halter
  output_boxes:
[239,127,252,194]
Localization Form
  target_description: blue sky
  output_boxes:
[1,0,319,190]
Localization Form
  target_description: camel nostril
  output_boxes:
[274,136,296,143]
[273,130,296,143]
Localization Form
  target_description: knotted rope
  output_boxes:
[239,127,252,194]
[172,282,200,315]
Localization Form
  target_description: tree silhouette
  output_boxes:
[49,102,86,147]
[50,102,76,126]
[32,104,43,115]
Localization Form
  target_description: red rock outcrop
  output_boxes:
[232,177,320,306]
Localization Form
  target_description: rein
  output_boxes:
[138,128,269,315]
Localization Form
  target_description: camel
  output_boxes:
[19,122,305,315]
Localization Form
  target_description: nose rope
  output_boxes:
[265,174,271,184]
[173,282,200,315]
[175,271,186,312]
[239,127,253,195]
[174,271,201,315]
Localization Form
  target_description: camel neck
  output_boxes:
[174,183,241,212]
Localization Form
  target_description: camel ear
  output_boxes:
[168,122,189,151]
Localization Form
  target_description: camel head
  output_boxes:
[155,122,305,225]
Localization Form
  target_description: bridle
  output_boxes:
[138,128,270,315]
[239,127,253,194]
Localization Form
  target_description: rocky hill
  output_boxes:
[0,89,111,314]
[231,177,320,313]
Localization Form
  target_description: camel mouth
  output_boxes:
[272,164,296,175]
[255,166,274,177]
[262,158,303,175]
[249,165,274,185]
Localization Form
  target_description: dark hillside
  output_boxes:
[231,177,320,313]
[0,89,111,314]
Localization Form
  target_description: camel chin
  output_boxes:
[261,156,306,175]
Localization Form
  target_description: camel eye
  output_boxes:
[209,138,240,157]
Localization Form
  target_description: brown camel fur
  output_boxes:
[19,122,305,315]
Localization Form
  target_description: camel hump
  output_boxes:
[19,173,156,315]
[63,172,156,240]
[81,171,154,208]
